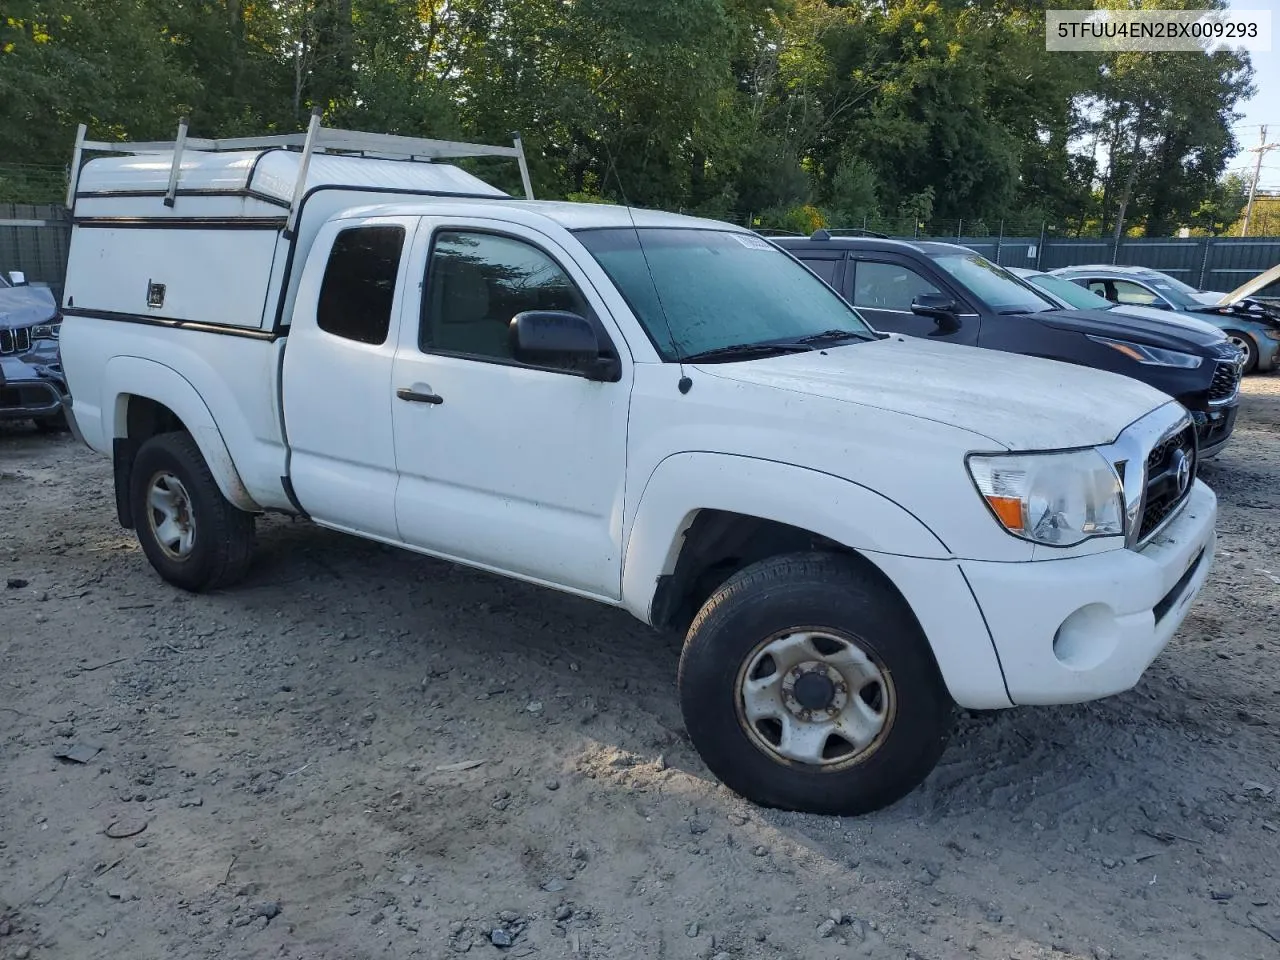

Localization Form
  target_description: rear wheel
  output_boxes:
[677,552,953,815]
[1224,330,1258,374]
[130,432,256,591]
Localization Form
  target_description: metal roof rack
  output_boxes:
[811,228,890,240]
[68,108,535,231]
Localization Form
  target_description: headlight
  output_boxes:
[967,449,1125,546]
[31,320,60,340]
[1087,335,1201,368]
[1262,328,1280,342]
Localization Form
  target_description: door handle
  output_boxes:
[396,387,444,405]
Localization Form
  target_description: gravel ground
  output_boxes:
[1,378,1278,960]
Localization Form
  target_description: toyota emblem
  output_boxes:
[1174,449,1191,495]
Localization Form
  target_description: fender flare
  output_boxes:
[101,356,260,513]
[620,452,950,623]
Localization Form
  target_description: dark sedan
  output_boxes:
[773,234,1243,457]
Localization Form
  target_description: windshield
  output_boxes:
[929,253,1056,314]
[1024,272,1114,310]
[1139,274,1203,307]
[1152,273,1199,295]
[574,227,873,360]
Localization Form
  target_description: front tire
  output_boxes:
[678,552,953,815]
[129,432,256,591]
[1224,330,1258,374]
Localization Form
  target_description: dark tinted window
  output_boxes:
[316,226,406,344]
[422,231,590,360]
[800,257,840,285]
[851,260,941,311]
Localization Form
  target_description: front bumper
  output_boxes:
[0,356,68,420]
[1193,403,1237,458]
[960,479,1216,705]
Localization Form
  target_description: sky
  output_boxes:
[1225,0,1280,189]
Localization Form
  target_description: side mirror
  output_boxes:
[510,310,621,381]
[911,293,960,330]
[8,270,27,286]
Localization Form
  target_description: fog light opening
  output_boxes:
[1052,603,1121,671]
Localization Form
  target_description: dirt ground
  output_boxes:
[1,380,1278,960]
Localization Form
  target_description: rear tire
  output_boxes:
[130,431,256,591]
[677,552,953,815]
[1224,330,1258,374]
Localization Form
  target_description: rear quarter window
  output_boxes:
[316,225,406,345]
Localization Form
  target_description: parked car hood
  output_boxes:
[1212,262,1280,307]
[1028,307,1227,352]
[1101,303,1224,336]
[0,284,58,328]
[695,335,1167,451]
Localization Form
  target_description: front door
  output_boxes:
[390,220,633,600]
[844,257,980,344]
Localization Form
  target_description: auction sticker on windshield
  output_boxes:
[732,234,774,250]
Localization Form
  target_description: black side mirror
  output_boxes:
[911,293,960,330]
[510,310,621,381]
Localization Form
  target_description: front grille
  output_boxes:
[1208,360,1241,403]
[0,327,32,355]
[1137,424,1197,542]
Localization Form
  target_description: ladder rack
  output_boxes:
[67,109,535,231]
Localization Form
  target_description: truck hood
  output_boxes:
[1029,307,1227,352]
[695,336,1166,451]
[0,284,58,328]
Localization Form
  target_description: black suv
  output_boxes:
[773,233,1242,457]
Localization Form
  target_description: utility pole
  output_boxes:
[1112,110,1147,250]
[1241,126,1279,237]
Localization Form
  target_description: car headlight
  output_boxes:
[31,320,60,340]
[967,449,1125,546]
[1262,328,1280,342]
[1087,335,1201,368]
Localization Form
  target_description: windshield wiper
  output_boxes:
[682,342,816,363]
[789,328,875,345]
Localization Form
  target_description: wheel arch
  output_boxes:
[1221,327,1261,372]
[102,357,260,523]
[621,453,950,630]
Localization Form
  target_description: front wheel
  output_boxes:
[677,552,953,815]
[130,432,256,591]
[1224,330,1258,374]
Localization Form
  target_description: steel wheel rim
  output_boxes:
[146,471,196,561]
[735,627,895,770]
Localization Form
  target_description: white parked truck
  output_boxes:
[59,119,1217,815]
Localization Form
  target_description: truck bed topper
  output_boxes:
[63,114,533,333]
[68,110,532,231]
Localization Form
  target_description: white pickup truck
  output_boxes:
[59,120,1217,816]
